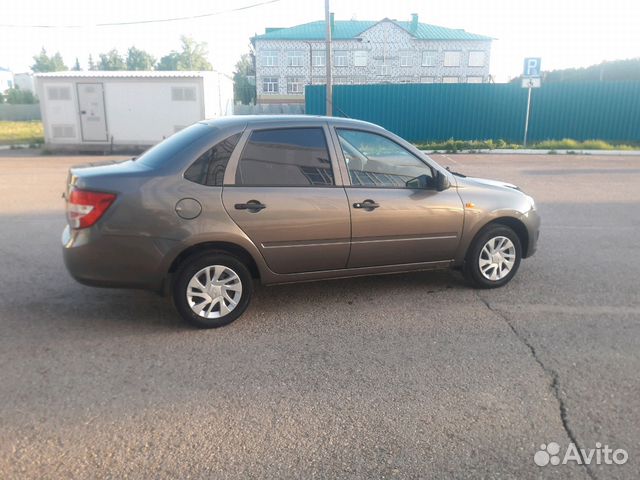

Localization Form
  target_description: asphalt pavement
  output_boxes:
[0,150,638,479]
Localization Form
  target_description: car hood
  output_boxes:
[454,175,521,192]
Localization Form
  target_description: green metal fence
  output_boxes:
[305,82,640,143]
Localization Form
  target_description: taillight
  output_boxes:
[66,188,116,229]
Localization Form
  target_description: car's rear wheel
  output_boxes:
[463,224,522,289]
[173,252,253,328]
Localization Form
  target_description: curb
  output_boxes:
[420,149,640,156]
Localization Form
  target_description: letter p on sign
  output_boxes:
[524,58,541,77]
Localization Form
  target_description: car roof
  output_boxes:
[199,115,381,130]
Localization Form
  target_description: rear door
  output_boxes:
[222,125,350,274]
[77,83,108,141]
[333,128,464,268]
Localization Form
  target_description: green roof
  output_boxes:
[254,19,492,41]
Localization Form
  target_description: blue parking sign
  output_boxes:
[523,58,541,77]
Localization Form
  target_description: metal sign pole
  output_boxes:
[324,0,332,117]
[523,84,532,147]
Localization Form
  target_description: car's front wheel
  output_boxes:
[173,252,253,328]
[463,224,522,288]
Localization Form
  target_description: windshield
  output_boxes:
[137,123,211,169]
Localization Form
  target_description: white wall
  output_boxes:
[202,73,234,118]
[104,80,203,144]
[36,76,211,145]
[0,70,14,91]
[36,81,81,144]
[14,73,35,93]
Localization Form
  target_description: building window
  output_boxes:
[312,76,325,85]
[263,50,278,67]
[354,51,368,67]
[442,76,459,84]
[334,50,348,67]
[400,52,413,67]
[398,77,414,83]
[47,86,71,101]
[352,76,367,84]
[312,50,326,67]
[287,51,304,67]
[443,51,461,67]
[262,76,279,94]
[467,76,483,84]
[420,76,435,83]
[468,51,485,67]
[422,51,437,67]
[287,77,304,94]
[171,87,196,101]
[378,64,390,76]
[333,77,349,85]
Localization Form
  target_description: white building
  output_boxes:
[252,14,492,104]
[0,67,14,92]
[35,71,233,149]
[14,73,35,93]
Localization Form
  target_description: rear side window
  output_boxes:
[235,128,333,186]
[184,133,241,186]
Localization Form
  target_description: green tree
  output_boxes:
[233,53,256,105]
[88,54,97,71]
[126,46,156,70]
[156,36,212,71]
[98,49,126,70]
[31,48,67,72]
[72,57,81,71]
[178,35,212,70]
[156,52,180,71]
[5,87,37,104]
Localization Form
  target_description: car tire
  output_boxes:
[172,252,253,328]
[463,224,522,289]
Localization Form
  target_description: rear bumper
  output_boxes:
[62,225,173,291]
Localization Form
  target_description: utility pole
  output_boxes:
[324,0,332,116]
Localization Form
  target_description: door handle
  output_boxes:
[353,199,380,210]
[234,200,266,212]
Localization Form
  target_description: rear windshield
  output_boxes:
[137,123,211,168]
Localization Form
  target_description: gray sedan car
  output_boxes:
[63,116,540,328]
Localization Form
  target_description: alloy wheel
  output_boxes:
[186,265,243,318]
[478,236,516,281]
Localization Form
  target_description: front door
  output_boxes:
[334,128,464,268]
[223,126,351,274]
[77,83,107,141]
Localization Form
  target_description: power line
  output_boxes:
[0,0,283,28]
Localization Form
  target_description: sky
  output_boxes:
[1,0,639,82]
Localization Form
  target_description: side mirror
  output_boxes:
[436,171,451,191]
[406,174,431,189]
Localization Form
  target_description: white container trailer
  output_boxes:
[35,71,233,149]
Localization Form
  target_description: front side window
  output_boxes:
[334,51,348,67]
[442,76,459,84]
[336,129,433,188]
[443,51,461,67]
[262,76,279,94]
[184,133,242,186]
[287,51,304,67]
[235,128,333,186]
